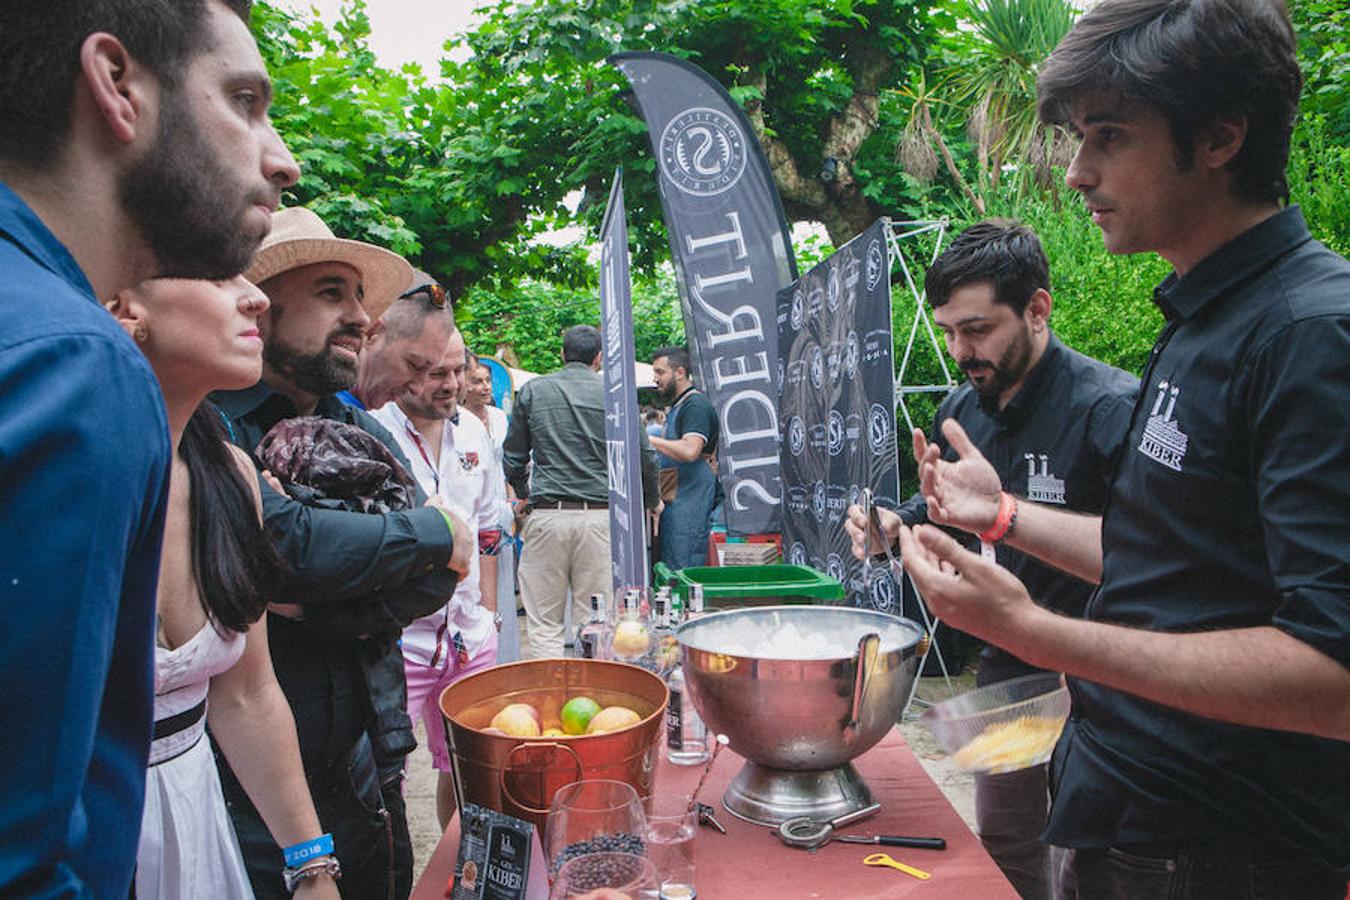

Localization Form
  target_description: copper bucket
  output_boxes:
[439,658,668,833]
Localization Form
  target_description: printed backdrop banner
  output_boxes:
[598,169,649,593]
[778,218,901,611]
[611,51,797,535]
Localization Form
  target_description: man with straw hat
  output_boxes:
[213,206,473,899]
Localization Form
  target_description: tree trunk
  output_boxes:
[742,48,892,248]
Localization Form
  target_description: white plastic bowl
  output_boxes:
[919,672,1071,774]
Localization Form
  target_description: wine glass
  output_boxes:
[549,852,658,899]
[545,779,648,878]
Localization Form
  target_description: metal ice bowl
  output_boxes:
[677,606,926,824]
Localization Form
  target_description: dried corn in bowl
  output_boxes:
[920,672,1071,774]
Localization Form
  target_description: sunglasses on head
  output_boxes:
[399,282,448,308]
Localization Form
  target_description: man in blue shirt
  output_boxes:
[0,3,298,896]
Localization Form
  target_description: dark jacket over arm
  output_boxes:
[212,385,457,635]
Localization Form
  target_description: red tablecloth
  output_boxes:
[412,728,1017,899]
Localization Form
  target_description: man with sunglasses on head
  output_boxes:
[340,275,454,411]
[212,208,473,899]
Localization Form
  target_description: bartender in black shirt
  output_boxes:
[874,221,1136,899]
[861,1,1350,897]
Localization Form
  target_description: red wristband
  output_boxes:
[978,492,1017,544]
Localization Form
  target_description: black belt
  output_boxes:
[537,499,607,510]
[154,698,206,740]
[149,698,207,767]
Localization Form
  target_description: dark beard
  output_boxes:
[263,326,360,398]
[964,325,1034,403]
[119,86,269,280]
[657,381,677,404]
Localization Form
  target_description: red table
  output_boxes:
[412,729,1017,899]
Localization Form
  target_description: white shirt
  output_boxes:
[472,404,513,529]
[371,402,498,662]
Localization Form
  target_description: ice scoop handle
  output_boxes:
[847,632,881,736]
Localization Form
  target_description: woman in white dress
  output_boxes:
[108,277,339,899]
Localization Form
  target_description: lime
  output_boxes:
[560,696,602,735]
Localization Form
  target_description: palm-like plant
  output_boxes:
[943,0,1076,192]
[893,68,988,214]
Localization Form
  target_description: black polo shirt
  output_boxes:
[898,333,1137,684]
[1046,207,1350,873]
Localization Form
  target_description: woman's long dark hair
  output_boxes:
[181,402,284,633]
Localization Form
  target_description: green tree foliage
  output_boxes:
[457,268,686,375]
[251,0,1344,380]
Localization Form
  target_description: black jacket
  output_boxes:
[212,382,459,762]
[897,333,1138,684]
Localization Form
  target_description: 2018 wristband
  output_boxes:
[283,833,334,868]
[978,492,1018,545]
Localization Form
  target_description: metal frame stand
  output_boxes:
[885,219,961,713]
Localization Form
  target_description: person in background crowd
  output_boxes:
[642,405,666,438]
[848,221,1136,899]
[372,328,500,830]
[862,1,1350,896]
[649,346,720,570]
[212,207,472,900]
[0,2,298,894]
[463,352,522,663]
[108,277,338,898]
[338,269,453,411]
[503,325,658,658]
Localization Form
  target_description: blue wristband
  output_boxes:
[283,834,334,868]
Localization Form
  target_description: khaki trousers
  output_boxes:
[517,507,611,659]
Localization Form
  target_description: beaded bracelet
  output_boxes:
[283,856,341,894]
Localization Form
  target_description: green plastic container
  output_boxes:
[653,562,845,611]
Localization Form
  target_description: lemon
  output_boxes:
[560,696,602,735]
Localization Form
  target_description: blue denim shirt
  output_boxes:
[0,181,170,897]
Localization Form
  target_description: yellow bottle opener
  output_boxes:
[863,852,932,880]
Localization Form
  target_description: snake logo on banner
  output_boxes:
[868,570,897,612]
[658,107,748,197]
[788,416,806,457]
[866,238,885,291]
[828,410,845,457]
[869,403,893,457]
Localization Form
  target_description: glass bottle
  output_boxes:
[688,582,705,618]
[610,590,656,671]
[651,593,679,678]
[666,656,709,765]
[578,593,609,660]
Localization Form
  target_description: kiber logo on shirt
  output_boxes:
[1024,453,1066,504]
[1138,379,1189,472]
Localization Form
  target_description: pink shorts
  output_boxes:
[405,632,499,771]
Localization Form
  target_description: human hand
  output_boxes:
[260,469,286,496]
[897,524,1038,643]
[914,420,1003,535]
[845,504,901,561]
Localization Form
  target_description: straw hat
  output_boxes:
[246,207,414,322]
